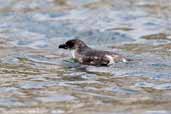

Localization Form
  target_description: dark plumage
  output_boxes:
[59,39,129,66]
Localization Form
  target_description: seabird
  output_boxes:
[59,39,129,66]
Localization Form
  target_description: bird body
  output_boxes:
[59,39,128,66]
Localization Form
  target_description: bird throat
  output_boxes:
[71,50,76,59]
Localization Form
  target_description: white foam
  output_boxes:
[105,55,114,65]
[122,58,127,63]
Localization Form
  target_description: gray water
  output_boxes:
[0,0,171,114]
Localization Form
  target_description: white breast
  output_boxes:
[71,50,76,58]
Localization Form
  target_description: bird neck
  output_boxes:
[71,49,76,59]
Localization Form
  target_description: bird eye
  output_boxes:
[66,41,75,48]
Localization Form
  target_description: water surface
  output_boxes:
[0,0,171,114]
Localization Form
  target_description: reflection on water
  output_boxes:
[0,0,171,114]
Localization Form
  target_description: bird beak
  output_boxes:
[58,44,68,49]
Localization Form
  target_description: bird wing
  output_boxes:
[80,49,110,65]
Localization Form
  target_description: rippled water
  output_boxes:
[0,0,171,114]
